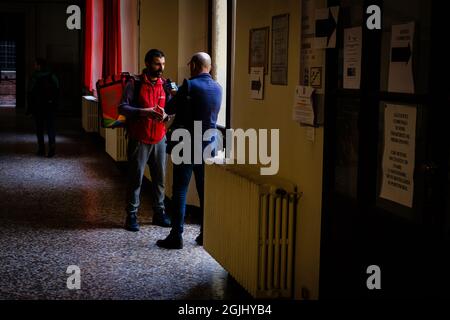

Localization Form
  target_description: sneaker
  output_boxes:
[156,234,183,249]
[152,211,171,228]
[195,233,203,246]
[125,214,140,232]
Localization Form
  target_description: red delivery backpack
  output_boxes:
[96,72,136,128]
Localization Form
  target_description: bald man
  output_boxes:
[156,52,222,249]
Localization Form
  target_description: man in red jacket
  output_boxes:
[119,49,173,231]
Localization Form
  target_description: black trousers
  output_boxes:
[34,110,56,150]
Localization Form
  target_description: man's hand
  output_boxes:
[141,106,167,122]
[140,108,155,118]
[154,105,168,122]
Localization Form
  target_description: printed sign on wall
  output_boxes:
[388,22,415,94]
[379,104,417,208]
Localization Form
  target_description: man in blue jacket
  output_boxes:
[157,52,222,249]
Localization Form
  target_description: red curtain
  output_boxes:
[83,0,93,90]
[103,0,122,77]
[83,0,104,93]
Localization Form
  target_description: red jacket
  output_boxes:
[120,74,168,144]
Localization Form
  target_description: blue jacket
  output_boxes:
[166,73,222,134]
[165,73,222,159]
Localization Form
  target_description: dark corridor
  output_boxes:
[0,108,251,300]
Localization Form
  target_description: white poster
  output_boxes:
[343,27,362,89]
[380,104,417,208]
[388,22,415,94]
[314,6,339,49]
[249,67,264,100]
[293,85,315,126]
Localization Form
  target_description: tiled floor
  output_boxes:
[0,108,251,300]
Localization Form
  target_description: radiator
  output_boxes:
[81,96,99,133]
[105,127,128,162]
[204,164,300,299]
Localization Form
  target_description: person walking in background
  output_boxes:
[27,58,59,158]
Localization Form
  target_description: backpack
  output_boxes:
[97,73,136,128]
[97,73,171,129]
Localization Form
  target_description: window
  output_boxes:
[210,0,234,129]
[0,41,16,71]
[0,41,16,107]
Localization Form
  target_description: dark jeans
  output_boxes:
[126,137,167,216]
[170,163,205,237]
[34,111,56,150]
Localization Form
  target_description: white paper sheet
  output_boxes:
[293,85,315,126]
[388,22,415,94]
[249,67,264,100]
[343,27,362,89]
[379,104,417,208]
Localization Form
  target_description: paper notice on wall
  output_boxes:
[249,67,264,99]
[343,27,362,89]
[388,22,415,94]
[379,104,417,208]
[293,85,315,126]
[300,0,316,86]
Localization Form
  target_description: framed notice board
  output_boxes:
[271,14,289,85]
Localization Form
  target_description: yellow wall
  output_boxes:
[121,0,139,74]
[233,0,324,299]
[139,0,325,300]
[139,0,179,80]
[178,0,208,82]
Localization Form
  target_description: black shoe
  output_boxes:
[125,214,140,232]
[156,234,183,249]
[37,148,45,157]
[47,147,55,158]
[195,233,203,246]
[152,212,171,228]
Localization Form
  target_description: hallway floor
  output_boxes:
[0,108,250,300]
